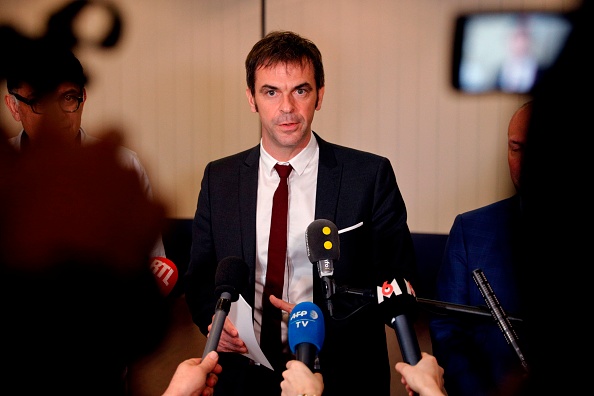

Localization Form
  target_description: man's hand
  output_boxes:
[269,295,296,314]
[207,317,247,354]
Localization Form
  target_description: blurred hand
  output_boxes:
[163,351,223,396]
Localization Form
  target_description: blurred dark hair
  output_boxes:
[6,41,87,95]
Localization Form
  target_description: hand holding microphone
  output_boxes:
[202,256,249,358]
[377,277,422,396]
[305,219,340,317]
[288,301,325,371]
[377,277,422,366]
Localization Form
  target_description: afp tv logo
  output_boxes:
[290,307,321,328]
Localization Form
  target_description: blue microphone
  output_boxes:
[288,301,325,370]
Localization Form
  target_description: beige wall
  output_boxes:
[0,0,579,234]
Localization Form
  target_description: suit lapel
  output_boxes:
[313,132,341,222]
[239,145,260,285]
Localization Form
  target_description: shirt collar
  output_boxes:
[260,131,319,177]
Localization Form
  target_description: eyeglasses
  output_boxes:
[9,91,83,114]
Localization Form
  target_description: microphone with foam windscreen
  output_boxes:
[472,268,529,371]
[150,257,178,296]
[305,219,340,317]
[201,256,249,358]
[377,277,422,366]
[288,301,325,371]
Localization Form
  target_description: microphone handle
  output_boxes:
[320,275,335,318]
[295,342,318,371]
[392,314,421,396]
[392,314,421,365]
[202,291,232,358]
[315,258,336,317]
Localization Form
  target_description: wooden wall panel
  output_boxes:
[0,0,579,233]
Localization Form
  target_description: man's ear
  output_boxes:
[245,87,258,113]
[315,86,325,111]
[4,94,22,122]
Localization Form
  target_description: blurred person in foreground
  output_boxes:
[0,128,170,395]
[1,130,227,395]
[517,0,592,394]
[434,0,592,394]
[3,41,165,258]
[429,101,532,396]
[398,10,591,392]
[400,0,593,394]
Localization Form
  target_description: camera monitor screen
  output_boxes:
[452,11,573,94]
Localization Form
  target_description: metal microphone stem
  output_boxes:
[320,275,335,317]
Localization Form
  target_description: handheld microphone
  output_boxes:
[472,268,529,371]
[150,257,178,296]
[377,278,422,366]
[202,256,249,358]
[305,219,340,317]
[288,301,325,371]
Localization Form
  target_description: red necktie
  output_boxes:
[260,163,292,369]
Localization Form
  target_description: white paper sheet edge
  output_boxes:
[228,294,274,371]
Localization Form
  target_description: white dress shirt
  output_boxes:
[254,132,319,345]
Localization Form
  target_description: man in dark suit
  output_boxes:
[429,102,532,396]
[184,30,417,395]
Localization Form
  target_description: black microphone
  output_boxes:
[288,301,325,371]
[377,277,422,366]
[472,268,529,371]
[202,256,249,358]
[305,219,340,317]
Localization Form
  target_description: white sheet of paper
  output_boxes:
[228,294,274,371]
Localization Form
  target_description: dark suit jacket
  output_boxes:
[429,194,527,396]
[185,132,417,395]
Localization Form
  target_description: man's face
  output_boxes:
[508,104,531,191]
[4,82,85,147]
[245,61,324,161]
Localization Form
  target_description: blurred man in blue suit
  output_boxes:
[429,101,532,396]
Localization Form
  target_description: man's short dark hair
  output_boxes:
[245,30,324,96]
[6,41,87,96]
